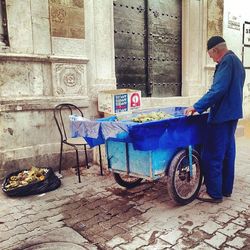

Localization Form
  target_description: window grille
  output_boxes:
[0,0,9,46]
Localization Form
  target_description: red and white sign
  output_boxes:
[130,92,141,108]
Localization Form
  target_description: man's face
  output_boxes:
[208,47,219,62]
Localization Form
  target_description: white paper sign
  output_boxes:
[244,22,250,46]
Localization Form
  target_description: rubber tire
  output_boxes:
[167,149,202,205]
[113,173,143,189]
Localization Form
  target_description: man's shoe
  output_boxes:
[223,193,231,197]
[197,192,223,203]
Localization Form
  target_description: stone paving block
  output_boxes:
[82,243,98,250]
[226,236,248,249]
[15,203,33,211]
[241,227,250,235]
[226,210,239,218]
[140,238,171,250]
[179,220,195,234]
[242,208,250,217]
[191,242,216,250]
[0,223,9,232]
[21,208,37,216]
[5,215,32,230]
[199,220,222,234]
[173,237,196,249]
[215,212,234,224]
[138,229,160,244]
[135,202,154,213]
[218,222,244,237]
[106,235,126,248]
[117,215,144,230]
[113,247,124,250]
[0,206,20,216]
[64,205,90,219]
[119,236,148,250]
[188,229,210,243]
[27,208,60,221]
[204,232,227,249]
[0,225,28,242]
[118,232,134,242]
[0,236,20,250]
[99,216,121,230]
[0,214,15,223]
[23,219,50,231]
[86,198,107,210]
[231,216,247,227]
[15,228,48,245]
[159,229,184,245]
[40,221,64,231]
[47,213,64,223]
[0,138,249,250]
[103,225,127,241]
[49,197,73,207]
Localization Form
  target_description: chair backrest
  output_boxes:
[53,103,84,141]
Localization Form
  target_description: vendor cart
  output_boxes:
[71,107,208,205]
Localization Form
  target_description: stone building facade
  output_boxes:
[0,0,249,178]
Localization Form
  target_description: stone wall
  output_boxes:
[0,0,116,178]
[223,0,250,119]
[1,0,249,179]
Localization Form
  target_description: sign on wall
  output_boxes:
[227,12,241,30]
[243,22,250,46]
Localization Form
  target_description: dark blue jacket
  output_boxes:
[194,51,245,123]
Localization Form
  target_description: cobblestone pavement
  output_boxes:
[0,136,249,250]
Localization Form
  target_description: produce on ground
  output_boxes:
[4,167,48,190]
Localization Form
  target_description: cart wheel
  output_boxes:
[113,173,143,189]
[167,149,202,205]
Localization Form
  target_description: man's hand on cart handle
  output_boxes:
[184,106,197,116]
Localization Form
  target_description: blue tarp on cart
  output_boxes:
[71,107,208,151]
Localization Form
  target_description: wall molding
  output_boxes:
[0,96,89,112]
[0,53,89,64]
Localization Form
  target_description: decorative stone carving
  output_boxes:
[207,0,223,38]
[52,63,87,96]
[63,73,76,87]
[49,0,85,39]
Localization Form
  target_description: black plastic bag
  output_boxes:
[2,168,61,197]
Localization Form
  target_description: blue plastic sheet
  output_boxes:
[71,107,208,151]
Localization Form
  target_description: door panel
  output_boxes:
[114,0,147,95]
[114,0,181,97]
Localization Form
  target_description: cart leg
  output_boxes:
[188,145,193,177]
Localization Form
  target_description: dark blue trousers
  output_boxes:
[201,120,238,199]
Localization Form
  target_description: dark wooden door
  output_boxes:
[113,0,182,97]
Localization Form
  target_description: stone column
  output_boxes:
[181,0,208,97]
[89,0,116,100]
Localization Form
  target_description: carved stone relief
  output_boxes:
[49,0,85,39]
[52,63,87,96]
[207,0,223,38]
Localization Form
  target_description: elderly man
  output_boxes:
[185,36,245,203]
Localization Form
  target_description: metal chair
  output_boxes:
[53,103,103,183]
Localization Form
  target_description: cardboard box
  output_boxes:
[98,89,141,114]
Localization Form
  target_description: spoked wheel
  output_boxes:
[167,149,202,205]
[113,173,143,189]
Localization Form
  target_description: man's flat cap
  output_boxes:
[207,36,225,50]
